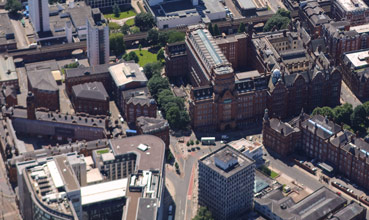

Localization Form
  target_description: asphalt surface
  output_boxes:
[10,18,29,49]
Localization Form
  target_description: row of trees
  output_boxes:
[146,64,190,129]
[208,24,221,36]
[193,206,214,220]
[312,102,369,136]
[134,13,155,31]
[146,29,185,46]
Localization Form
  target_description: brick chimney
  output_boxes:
[26,92,36,120]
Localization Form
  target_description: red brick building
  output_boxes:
[65,64,112,95]
[27,69,60,111]
[71,82,109,115]
[164,42,188,78]
[136,116,170,149]
[262,113,369,190]
[122,87,157,124]
[186,25,268,131]
[0,85,17,107]
[214,33,248,71]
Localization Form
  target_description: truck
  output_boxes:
[201,137,215,145]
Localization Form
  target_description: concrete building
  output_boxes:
[29,0,50,33]
[186,25,268,131]
[65,63,112,95]
[198,145,255,220]
[84,0,131,9]
[71,82,110,115]
[0,85,18,107]
[136,116,170,149]
[0,56,19,90]
[342,49,369,99]
[332,0,369,26]
[26,61,60,111]
[87,18,109,66]
[0,13,16,51]
[254,187,350,220]
[228,138,264,165]
[145,0,226,29]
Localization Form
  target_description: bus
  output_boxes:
[201,137,215,145]
[126,129,137,137]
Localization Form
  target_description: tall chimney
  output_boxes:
[26,92,36,120]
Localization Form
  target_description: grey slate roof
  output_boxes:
[27,69,58,92]
[269,118,297,136]
[72,82,108,101]
[65,63,111,79]
[136,116,169,134]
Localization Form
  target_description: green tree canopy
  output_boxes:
[263,9,291,32]
[238,22,246,33]
[109,33,125,56]
[351,105,367,130]
[213,24,220,36]
[113,4,121,18]
[168,31,185,43]
[363,101,369,116]
[148,74,170,97]
[121,23,130,34]
[147,28,159,45]
[193,206,214,220]
[134,13,155,31]
[312,106,335,120]
[333,103,353,126]
[143,62,162,79]
[157,48,165,61]
[208,24,214,36]
[5,0,22,14]
[123,51,139,63]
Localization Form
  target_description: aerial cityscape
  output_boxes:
[0,0,369,218]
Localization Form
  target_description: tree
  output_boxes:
[312,106,335,120]
[121,24,130,34]
[333,103,353,125]
[208,24,214,36]
[139,44,142,51]
[134,13,155,31]
[158,32,169,47]
[166,106,181,128]
[157,89,174,106]
[123,51,139,63]
[363,101,369,116]
[351,105,367,130]
[147,28,159,45]
[109,33,125,56]
[193,206,214,220]
[167,31,185,43]
[113,4,121,18]
[157,48,165,61]
[148,74,170,97]
[238,22,246,33]
[5,0,22,14]
[213,24,220,36]
[143,62,163,79]
[263,9,291,32]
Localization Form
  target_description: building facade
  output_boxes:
[87,19,109,66]
[71,82,110,115]
[136,116,170,149]
[186,25,268,131]
[29,0,50,32]
[164,42,188,78]
[332,0,369,26]
[198,145,255,220]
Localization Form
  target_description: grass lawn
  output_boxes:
[125,18,135,26]
[270,170,279,179]
[133,50,157,67]
[104,10,136,19]
[108,22,121,30]
[97,148,109,154]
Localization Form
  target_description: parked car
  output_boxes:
[168,205,173,215]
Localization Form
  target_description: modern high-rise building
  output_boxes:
[198,145,255,220]
[87,19,109,66]
[28,0,50,33]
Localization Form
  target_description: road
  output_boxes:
[9,17,29,49]
[341,81,362,108]
[224,0,243,19]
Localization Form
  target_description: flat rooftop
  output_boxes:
[350,23,369,34]
[336,0,368,12]
[235,70,261,81]
[188,27,233,75]
[54,155,80,192]
[109,62,147,88]
[136,198,158,220]
[0,56,17,82]
[344,49,369,69]
[109,135,165,171]
[72,82,109,101]
[200,145,254,178]
[136,116,169,134]
[228,138,262,153]
[81,178,127,206]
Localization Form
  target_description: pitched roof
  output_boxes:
[27,69,58,92]
[72,82,108,101]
